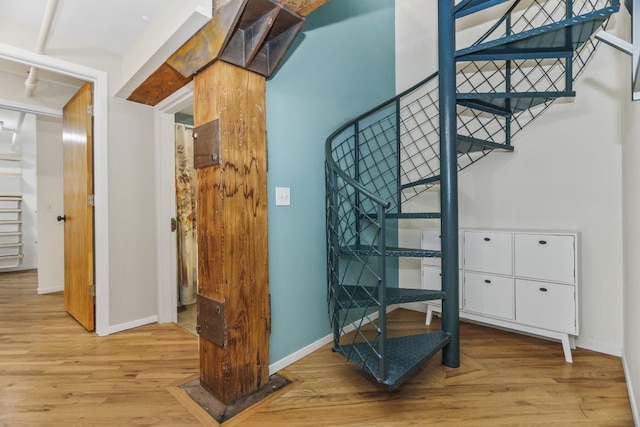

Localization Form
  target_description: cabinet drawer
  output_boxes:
[515,279,576,334]
[421,265,463,306]
[464,231,512,275]
[421,228,462,268]
[463,272,513,320]
[515,234,575,283]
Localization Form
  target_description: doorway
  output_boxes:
[174,115,197,335]
[0,43,110,335]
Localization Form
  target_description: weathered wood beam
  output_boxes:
[127,63,191,106]
[127,0,326,106]
[194,61,270,405]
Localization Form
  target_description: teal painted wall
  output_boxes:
[266,0,396,364]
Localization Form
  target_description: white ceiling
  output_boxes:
[0,0,170,56]
[0,0,180,120]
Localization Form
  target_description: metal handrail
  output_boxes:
[324,71,439,209]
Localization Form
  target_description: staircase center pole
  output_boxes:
[438,0,460,368]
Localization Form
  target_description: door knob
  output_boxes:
[57,215,67,222]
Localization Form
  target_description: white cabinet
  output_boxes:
[515,279,576,334]
[464,231,513,275]
[514,234,575,283]
[463,272,514,320]
[421,228,579,362]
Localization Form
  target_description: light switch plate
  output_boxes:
[275,187,291,206]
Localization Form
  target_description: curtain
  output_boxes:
[175,123,197,306]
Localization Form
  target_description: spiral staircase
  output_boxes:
[325,0,619,389]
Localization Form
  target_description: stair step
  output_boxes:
[457,99,512,117]
[401,175,441,191]
[336,331,450,390]
[341,245,441,259]
[454,0,511,19]
[335,286,446,309]
[457,135,514,153]
[386,212,442,220]
[456,4,618,60]
[457,92,575,113]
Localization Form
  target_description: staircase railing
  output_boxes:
[325,0,618,388]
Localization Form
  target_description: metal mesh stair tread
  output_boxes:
[340,245,441,258]
[457,92,575,112]
[454,0,511,18]
[456,2,619,59]
[362,212,441,220]
[336,285,446,308]
[457,135,514,153]
[386,212,442,219]
[336,331,450,389]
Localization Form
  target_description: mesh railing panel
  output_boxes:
[324,0,616,384]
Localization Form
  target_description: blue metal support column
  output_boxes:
[438,0,460,368]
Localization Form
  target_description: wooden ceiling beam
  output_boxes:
[127,0,329,107]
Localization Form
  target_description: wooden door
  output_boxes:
[62,82,95,331]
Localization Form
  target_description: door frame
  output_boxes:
[154,82,193,323]
[0,42,110,336]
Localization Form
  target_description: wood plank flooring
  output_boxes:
[0,270,634,426]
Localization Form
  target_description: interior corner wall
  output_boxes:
[265,0,396,364]
[36,115,64,293]
[107,97,158,328]
[396,5,624,355]
[620,12,640,424]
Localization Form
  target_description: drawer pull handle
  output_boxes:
[484,279,491,284]
[538,240,548,245]
[484,237,491,242]
[539,287,548,292]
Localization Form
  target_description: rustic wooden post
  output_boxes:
[125,0,330,406]
[193,61,270,404]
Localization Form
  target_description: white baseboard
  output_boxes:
[269,334,333,375]
[574,338,622,357]
[269,305,400,376]
[37,285,63,294]
[107,315,158,335]
[622,351,639,426]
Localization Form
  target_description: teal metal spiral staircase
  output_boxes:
[325,0,619,389]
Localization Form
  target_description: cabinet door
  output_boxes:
[463,272,514,320]
[421,228,441,267]
[422,264,442,291]
[422,264,463,306]
[421,228,462,268]
[514,234,575,283]
[464,231,512,275]
[515,279,576,334]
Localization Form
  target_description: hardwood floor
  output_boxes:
[0,270,633,426]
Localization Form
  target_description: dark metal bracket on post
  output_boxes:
[193,119,221,169]
[196,295,226,348]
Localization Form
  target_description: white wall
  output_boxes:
[396,2,625,355]
[36,115,64,294]
[20,113,38,271]
[620,10,640,423]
